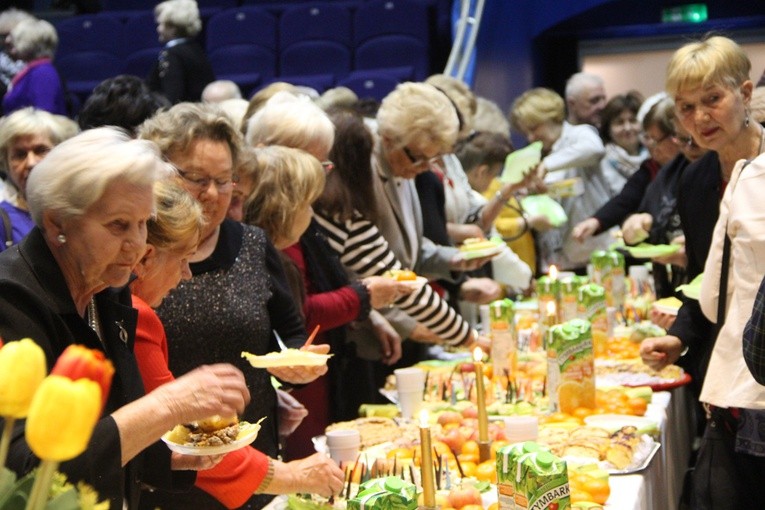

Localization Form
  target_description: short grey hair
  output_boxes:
[26,127,174,226]
[202,80,242,103]
[10,18,57,60]
[0,107,78,176]
[246,91,335,154]
[376,82,459,152]
[0,8,35,36]
[155,0,201,38]
[564,72,604,100]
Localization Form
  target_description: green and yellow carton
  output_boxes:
[514,451,570,510]
[490,298,517,380]
[546,319,595,414]
[589,250,625,309]
[497,441,548,510]
[576,284,606,358]
[560,275,587,323]
[536,276,559,319]
[347,476,418,510]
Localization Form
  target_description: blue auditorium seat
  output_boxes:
[205,7,277,53]
[280,41,352,78]
[123,48,160,79]
[353,35,428,80]
[209,44,276,93]
[279,3,353,48]
[353,0,430,46]
[55,15,125,58]
[56,51,123,103]
[337,70,400,102]
[123,11,162,54]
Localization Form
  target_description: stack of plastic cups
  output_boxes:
[503,415,539,445]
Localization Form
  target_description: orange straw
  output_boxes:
[303,324,321,347]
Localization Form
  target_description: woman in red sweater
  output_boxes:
[131,178,343,508]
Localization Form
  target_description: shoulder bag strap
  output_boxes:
[0,206,12,248]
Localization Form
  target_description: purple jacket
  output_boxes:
[2,59,66,115]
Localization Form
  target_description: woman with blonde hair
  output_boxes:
[638,35,765,509]
[146,0,214,103]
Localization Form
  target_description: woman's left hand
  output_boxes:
[267,344,330,383]
[171,452,225,471]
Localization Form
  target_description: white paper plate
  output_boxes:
[162,420,263,456]
[626,243,680,259]
[241,349,332,368]
[502,141,542,184]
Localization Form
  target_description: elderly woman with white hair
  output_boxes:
[147,0,214,103]
[0,107,78,248]
[0,127,250,509]
[2,17,66,115]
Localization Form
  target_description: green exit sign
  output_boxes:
[662,3,708,23]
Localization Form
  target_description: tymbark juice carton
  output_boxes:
[514,450,570,510]
[546,319,596,414]
[497,441,546,510]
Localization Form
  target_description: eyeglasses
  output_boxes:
[321,160,335,173]
[673,135,698,148]
[402,145,442,167]
[639,132,671,149]
[177,169,236,193]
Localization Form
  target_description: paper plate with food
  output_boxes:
[241,348,332,368]
[458,236,504,260]
[652,296,682,315]
[382,269,428,290]
[625,242,680,259]
[162,416,265,456]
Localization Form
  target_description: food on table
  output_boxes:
[241,348,332,368]
[383,269,418,281]
[325,417,404,449]
[605,426,640,470]
[538,423,644,471]
[347,476,418,510]
[596,359,684,387]
[568,462,610,505]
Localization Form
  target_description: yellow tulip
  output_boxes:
[0,338,47,418]
[25,375,101,461]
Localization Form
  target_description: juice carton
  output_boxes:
[589,250,625,309]
[491,298,517,380]
[560,275,587,323]
[546,319,596,414]
[496,441,546,510]
[536,276,559,319]
[576,284,606,358]
[515,451,570,510]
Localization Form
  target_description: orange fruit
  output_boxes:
[627,397,648,416]
[461,440,480,457]
[459,461,477,478]
[487,503,498,510]
[475,461,497,483]
[569,488,594,503]
[490,439,509,460]
[386,447,414,459]
[583,478,611,504]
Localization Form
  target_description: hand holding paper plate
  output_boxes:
[520,194,567,227]
[502,141,543,184]
[676,273,703,300]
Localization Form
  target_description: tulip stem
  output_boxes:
[0,417,14,468]
[25,459,59,510]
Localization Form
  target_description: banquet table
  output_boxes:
[605,384,695,509]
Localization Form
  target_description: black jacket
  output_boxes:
[147,39,215,104]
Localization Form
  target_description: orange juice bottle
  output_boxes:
[546,319,596,414]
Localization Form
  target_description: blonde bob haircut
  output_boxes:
[241,146,325,241]
[509,88,565,134]
[0,107,78,176]
[246,91,335,156]
[425,73,477,138]
[666,35,751,96]
[155,0,202,38]
[138,102,242,170]
[148,178,204,252]
[26,127,174,227]
[377,82,459,153]
[10,18,57,60]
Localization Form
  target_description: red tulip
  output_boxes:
[50,345,115,411]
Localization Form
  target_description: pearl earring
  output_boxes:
[57,234,66,243]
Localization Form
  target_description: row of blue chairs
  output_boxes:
[55,1,433,105]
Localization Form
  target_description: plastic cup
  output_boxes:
[503,415,539,443]
[394,367,426,419]
[326,429,360,463]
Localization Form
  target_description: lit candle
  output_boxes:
[419,409,436,508]
[545,300,557,326]
[473,348,489,444]
[549,265,558,281]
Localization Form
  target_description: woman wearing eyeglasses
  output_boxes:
[138,103,338,509]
